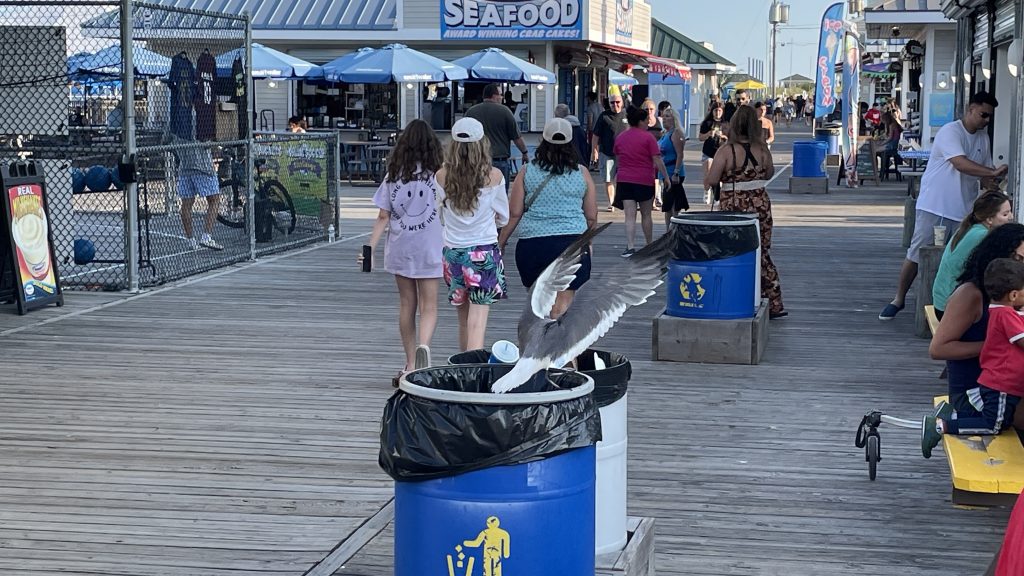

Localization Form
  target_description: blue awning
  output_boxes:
[108,0,397,30]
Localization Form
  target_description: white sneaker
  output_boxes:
[199,234,223,251]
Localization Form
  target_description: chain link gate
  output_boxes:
[0,0,262,290]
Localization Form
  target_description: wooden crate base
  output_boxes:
[596,516,656,576]
[652,301,769,365]
[789,176,829,194]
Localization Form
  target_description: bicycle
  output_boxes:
[216,146,296,238]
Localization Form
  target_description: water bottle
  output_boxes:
[327,224,335,243]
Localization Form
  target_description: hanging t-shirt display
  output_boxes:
[194,50,217,141]
[231,56,247,139]
[169,53,196,140]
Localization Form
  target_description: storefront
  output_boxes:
[940,0,1022,213]
[168,0,684,134]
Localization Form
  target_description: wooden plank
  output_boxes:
[924,305,940,336]
[305,500,394,576]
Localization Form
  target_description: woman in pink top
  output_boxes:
[613,106,671,257]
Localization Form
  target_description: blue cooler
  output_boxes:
[793,141,828,178]
[384,367,599,576]
[667,213,761,319]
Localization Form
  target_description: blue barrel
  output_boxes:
[814,127,841,155]
[395,446,596,575]
[389,368,598,576]
[668,213,760,319]
[667,252,757,319]
[793,141,828,178]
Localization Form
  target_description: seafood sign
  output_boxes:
[814,3,845,119]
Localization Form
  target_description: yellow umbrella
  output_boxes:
[733,79,766,90]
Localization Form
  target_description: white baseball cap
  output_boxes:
[451,117,484,143]
[542,117,573,145]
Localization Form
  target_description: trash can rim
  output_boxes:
[399,366,594,405]
[671,214,758,226]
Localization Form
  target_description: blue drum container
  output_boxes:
[815,126,841,155]
[793,141,828,178]
[391,369,597,576]
[667,213,760,319]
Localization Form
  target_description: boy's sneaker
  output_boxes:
[621,248,636,258]
[414,344,431,370]
[933,400,954,422]
[921,415,943,459]
[878,302,905,320]
[199,234,224,251]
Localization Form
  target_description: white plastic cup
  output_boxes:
[933,225,947,246]
[488,340,520,364]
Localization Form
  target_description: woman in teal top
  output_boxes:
[932,191,1012,315]
[499,117,598,319]
[658,106,688,227]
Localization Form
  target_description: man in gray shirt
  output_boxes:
[465,83,529,191]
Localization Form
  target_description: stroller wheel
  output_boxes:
[866,434,881,481]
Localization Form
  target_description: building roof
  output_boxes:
[650,19,734,69]
[780,73,813,83]
[867,0,943,10]
[132,0,397,30]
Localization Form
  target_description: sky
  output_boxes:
[649,0,841,80]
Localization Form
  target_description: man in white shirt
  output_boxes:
[879,91,1007,320]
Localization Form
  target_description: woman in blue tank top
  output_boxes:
[499,118,598,319]
[931,223,1024,418]
[657,106,688,228]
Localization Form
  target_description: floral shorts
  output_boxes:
[442,243,508,306]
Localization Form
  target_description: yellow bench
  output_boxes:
[924,305,940,336]
[934,395,1024,506]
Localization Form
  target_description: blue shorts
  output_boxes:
[515,234,591,290]
[178,173,220,199]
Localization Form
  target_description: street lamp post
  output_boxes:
[769,1,790,100]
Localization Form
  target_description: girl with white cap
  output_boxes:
[435,117,510,351]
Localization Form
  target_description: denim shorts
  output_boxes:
[177,173,219,198]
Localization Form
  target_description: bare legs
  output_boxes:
[890,259,919,308]
[702,158,714,203]
[550,290,575,319]
[604,181,615,209]
[395,276,439,372]
[623,198,655,250]
[179,194,220,238]
[457,302,491,351]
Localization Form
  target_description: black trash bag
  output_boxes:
[573,349,630,408]
[447,349,492,364]
[669,212,760,262]
[379,365,602,482]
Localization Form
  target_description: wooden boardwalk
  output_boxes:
[0,127,1012,575]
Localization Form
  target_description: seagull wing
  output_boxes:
[540,230,673,369]
[527,222,612,320]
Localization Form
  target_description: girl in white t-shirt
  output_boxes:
[435,117,510,351]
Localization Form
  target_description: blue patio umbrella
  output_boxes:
[69,44,172,78]
[321,48,376,83]
[329,44,467,84]
[609,70,638,86]
[216,43,323,79]
[451,48,555,84]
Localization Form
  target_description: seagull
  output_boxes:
[491,222,672,394]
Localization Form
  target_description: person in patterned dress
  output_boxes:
[703,105,787,318]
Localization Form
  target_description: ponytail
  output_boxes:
[950,190,1011,250]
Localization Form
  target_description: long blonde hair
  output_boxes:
[442,137,492,213]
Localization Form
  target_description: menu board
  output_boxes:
[1,163,63,314]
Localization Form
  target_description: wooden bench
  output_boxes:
[933,395,1024,506]
[924,305,940,336]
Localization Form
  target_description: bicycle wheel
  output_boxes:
[216,179,246,229]
[866,434,880,481]
[263,179,296,234]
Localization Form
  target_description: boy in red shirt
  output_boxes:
[923,258,1024,457]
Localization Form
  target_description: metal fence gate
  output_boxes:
[0,0,337,291]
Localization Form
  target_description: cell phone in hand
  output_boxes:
[361,245,372,272]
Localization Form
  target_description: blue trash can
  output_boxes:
[667,213,760,319]
[382,366,600,576]
[815,125,841,155]
[793,141,828,178]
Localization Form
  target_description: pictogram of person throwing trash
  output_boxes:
[462,516,510,576]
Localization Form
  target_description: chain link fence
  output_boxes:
[0,1,342,291]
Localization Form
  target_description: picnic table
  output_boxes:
[900,149,930,170]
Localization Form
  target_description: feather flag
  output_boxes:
[814,3,845,119]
